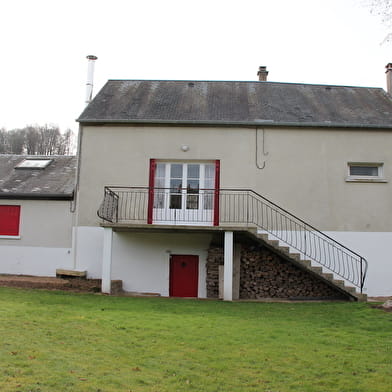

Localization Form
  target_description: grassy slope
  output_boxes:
[0,287,391,392]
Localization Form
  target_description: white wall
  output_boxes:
[0,245,72,276]
[325,231,392,297]
[73,226,104,278]
[112,232,211,297]
[74,226,212,297]
[0,199,74,276]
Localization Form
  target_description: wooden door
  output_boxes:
[169,255,199,297]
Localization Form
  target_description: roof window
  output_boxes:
[15,159,53,170]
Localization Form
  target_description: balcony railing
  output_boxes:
[98,186,368,291]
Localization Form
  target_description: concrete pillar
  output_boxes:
[224,231,234,301]
[102,227,113,294]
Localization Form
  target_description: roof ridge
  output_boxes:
[106,79,383,90]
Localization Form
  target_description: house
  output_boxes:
[72,67,392,300]
[0,155,76,276]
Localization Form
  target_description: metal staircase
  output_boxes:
[219,189,368,300]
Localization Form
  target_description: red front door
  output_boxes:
[169,255,199,297]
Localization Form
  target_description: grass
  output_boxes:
[0,288,391,392]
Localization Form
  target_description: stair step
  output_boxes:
[299,259,312,267]
[56,269,87,278]
[310,266,323,274]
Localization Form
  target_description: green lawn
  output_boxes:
[0,288,391,392]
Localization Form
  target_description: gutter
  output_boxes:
[77,118,392,130]
[0,193,74,201]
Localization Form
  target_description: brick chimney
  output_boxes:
[386,63,392,94]
[257,66,268,81]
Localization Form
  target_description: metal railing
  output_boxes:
[97,186,368,291]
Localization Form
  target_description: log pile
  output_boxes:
[206,244,346,300]
[206,247,223,298]
[240,246,345,299]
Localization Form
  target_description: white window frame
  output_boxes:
[346,162,387,183]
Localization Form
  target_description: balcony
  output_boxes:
[97,186,367,292]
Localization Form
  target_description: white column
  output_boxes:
[224,231,234,301]
[102,227,113,294]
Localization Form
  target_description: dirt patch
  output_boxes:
[0,275,101,293]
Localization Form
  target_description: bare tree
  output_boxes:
[7,130,26,154]
[0,125,74,155]
[363,0,392,42]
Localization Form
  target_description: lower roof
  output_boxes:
[0,155,76,200]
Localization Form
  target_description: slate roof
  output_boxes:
[0,155,76,199]
[78,80,392,128]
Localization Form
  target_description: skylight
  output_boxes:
[15,159,53,169]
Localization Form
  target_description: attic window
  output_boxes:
[15,159,53,170]
[346,162,387,183]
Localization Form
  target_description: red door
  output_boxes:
[170,255,199,297]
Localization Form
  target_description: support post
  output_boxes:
[224,231,234,301]
[102,227,113,294]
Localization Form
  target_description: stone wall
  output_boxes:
[206,243,348,300]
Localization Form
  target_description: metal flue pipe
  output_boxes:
[85,55,98,105]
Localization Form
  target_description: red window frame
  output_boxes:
[147,160,220,226]
[0,205,21,236]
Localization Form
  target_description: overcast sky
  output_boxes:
[0,0,390,132]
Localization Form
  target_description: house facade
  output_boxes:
[73,78,392,299]
[0,155,76,275]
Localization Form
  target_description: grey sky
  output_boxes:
[0,0,390,133]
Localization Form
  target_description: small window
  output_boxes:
[15,159,52,169]
[347,163,386,183]
[0,205,21,237]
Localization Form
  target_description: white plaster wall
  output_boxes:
[0,245,72,276]
[111,232,212,297]
[73,226,104,278]
[0,199,73,247]
[77,125,392,232]
[0,199,74,276]
[325,232,392,297]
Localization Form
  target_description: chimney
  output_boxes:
[85,55,98,105]
[386,63,392,94]
[257,66,268,81]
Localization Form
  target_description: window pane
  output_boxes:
[171,164,183,178]
[170,194,182,209]
[187,164,200,178]
[154,190,165,208]
[204,192,213,210]
[187,179,199,194]
[205,164,215,190]
[187,195,199,209]
[155,163,165,178]
[170,179,182,192]
[350,166,379,176]
[205,164,215,179]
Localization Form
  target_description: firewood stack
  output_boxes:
[206,244,346,300]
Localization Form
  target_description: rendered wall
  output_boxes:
[77,125,392,232]
[0,199,73,276]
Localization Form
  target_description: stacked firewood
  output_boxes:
[206,244,345,300]
[240,246,344,299]
[206,247,223,298]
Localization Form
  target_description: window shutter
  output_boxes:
[0,205,20,236]
[213,160,220,226]
[147,159,156,224]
